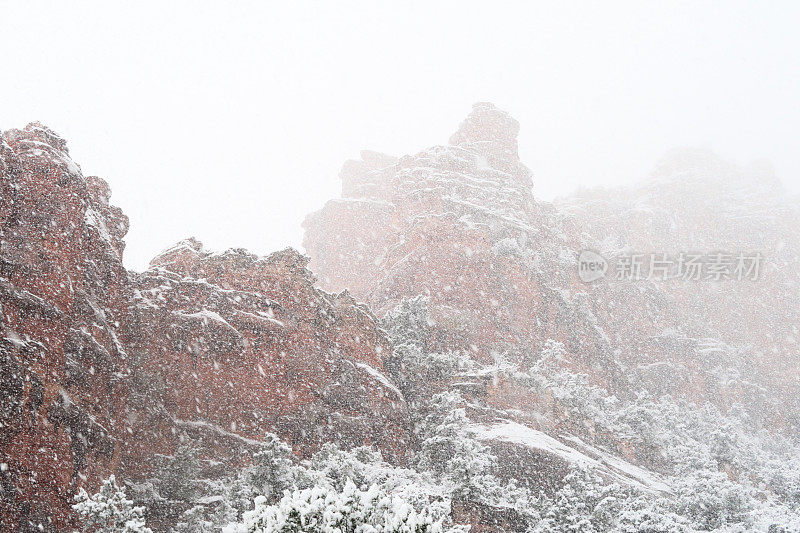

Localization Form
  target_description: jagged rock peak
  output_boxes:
[149,238,313,281]
[449,102,520,159]
[149,237,205,269]
[7,122,70,153]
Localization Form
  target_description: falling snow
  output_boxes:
[2,104,800,532]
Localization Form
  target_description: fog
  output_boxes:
[2,1,799,270]
[4,3,800,531]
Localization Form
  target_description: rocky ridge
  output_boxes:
[0,124,408,530]
[304,103,800,517]
[1,104,799,531]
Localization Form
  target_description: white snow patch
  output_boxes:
[173,418,263,447]
[354,362,403,399]
[473,420,671,494]
[178,309,236,330]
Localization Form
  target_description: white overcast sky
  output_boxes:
[2,1,799,270]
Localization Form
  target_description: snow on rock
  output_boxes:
[123,239,412,481]
[1,123,131,530]
[0,123,410,530]
[303,103,800,530]
[304,103,576,367]
[4,104,800,532]
[305,102,800,423]
[472,421,671,495]
[355,361,404,399]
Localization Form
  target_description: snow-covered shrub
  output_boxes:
[225,480,467,533]
[173,504,214,532]
[158,443,202,502]
[381,296,472,400]
[671,470,754,531]
[204,433,466,532]
[764,456,800,511]
[73,475,152,533]
[304,444,386,491]
[532,467,626,533]
[248,433,297,503]
[413,391,540,527]
[416,391,494,499]
[209,433,303,526]
[381,295,432,352]
[615,496,692,533]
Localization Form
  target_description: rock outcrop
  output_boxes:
[303,103,800,525]
[3,104,798,531]
[559,148,800,417]
[1,123,131,531]
[305,103,800,410]
[0,124,408,531]
[122,239,408,476]
[304,103,580,364]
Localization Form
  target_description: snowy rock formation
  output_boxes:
[0,125,408,530]
[305,103,800,419]
[1,123,131,530]
[304,103,800,529]
[2,104,800,531]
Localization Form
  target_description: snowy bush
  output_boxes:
[177,432,466,531]
[174,504,214,532]
[248,433,297,503]
[671,470,754,531]
[381,296,432,352]
[73,475,152,533]
[532,467,626,533]
[415,392,494,496]
[615,496,692,533]
[157,443,202,502]
[225,480,467,533]
[381,296,472,400]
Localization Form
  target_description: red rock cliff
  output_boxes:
[1,123,130,531]
[303,104,800,506]
[0,124,409,531]
[304,104,800,413]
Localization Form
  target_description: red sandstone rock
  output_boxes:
[121,238,409,475]
[304,104,800,414]
[303,104,800,517]
[3,105,798,531]
[1,123,130,531]
[0,125,409,531]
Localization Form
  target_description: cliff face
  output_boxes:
[0,123,131,531]
[306,104,671,381]
[305,102,800,405]
[559,149,800,415]
[304,103,588,365]
[122,239,408,475]
[0,125,408,530]
[3,106,799,531]
[303,103,800,510]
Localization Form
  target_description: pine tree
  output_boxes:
[381,295,432,352]
[173,504,213,532]
[248,433,296,503]
[533,467,624,533]
[416,391,495,501]
[158,443,202,503]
